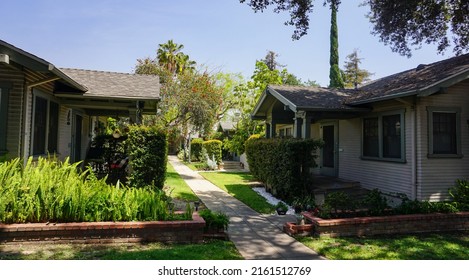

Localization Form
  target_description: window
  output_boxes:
[0,85,10,156]
[427,107,461,158]
[32,93,59,156]
[362,110,405,162]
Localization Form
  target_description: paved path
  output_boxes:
[168,156,324,260]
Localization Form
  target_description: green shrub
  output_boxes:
[245,137,323,202]
[361,189,389,216]
[449,179,469,208]
[0,157,188,223]
[127,125,168,189]
[190,138,204,161]
[203,140,222,164]
[198,209,229,232]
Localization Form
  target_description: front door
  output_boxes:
[321,122,338,177]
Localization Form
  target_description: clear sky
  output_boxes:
[1,0,457,87]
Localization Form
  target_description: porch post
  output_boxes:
[265,123,271,139]
[302,113,312,139]
[271,120,277,138]
[294,111,305,139]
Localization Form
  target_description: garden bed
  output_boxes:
[0,212,205,244]
[295,211,469,237]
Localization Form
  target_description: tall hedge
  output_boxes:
[203,139,222,164]
[245,137,323,202]
[127,125,168,189]
[190,138,204,161]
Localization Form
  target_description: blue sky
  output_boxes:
[1,0,456,86]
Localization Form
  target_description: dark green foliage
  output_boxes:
[127,125,168,189]
[449,179,469,209]
[190,138,204,161]
[328,1,344,89]
[198,209,229,232]
[202,140,222,164]
[361,188,389,216]
[245,137,323,202]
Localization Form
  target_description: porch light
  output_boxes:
[0,54,9,64]
[66,110,71,125]
[112,129,121,139]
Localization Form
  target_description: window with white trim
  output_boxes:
[362,110,405,162]
[32,93,59,156]
[427,107,462,158]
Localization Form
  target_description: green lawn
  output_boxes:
[199,172,276,214]
[165,163,198,202]
[297,232,469,260]
[0,240,243,260]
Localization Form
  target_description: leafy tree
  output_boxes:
[367,0,469,57]
[241,0,469,56]
[328,0,344,88]
[262,50,286,70]
[342,49,373,89]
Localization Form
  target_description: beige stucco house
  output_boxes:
[252,54,469,201]
[0,39,160,163]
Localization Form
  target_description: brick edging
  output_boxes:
[0,213,205,244]
[300,212,469,237]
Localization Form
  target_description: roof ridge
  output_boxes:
[59,67,140,76]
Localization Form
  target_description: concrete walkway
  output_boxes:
[168,156,324,260]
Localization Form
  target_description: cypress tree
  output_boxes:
[328,1,344,89]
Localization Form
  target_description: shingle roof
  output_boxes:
[349,53,469,104]
[268,85,360,110]
[59,68,160,100]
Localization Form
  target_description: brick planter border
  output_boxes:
[0,212,205,244]
[298,212,469,237]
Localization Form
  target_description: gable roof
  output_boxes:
[58,68,160,100]
[0,39,87,92]
[252,53,469,118]
[349,53,469,105]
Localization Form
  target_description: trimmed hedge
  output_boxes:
[127,125,168,189]
[190,138,204,161]
[203,140,222,164]
[245,137,323,202]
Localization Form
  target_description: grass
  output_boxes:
[199,172,276,214]
[296,232,469,260]
[165,163,198,202]
[0,240,243,260]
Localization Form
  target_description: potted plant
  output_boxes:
[276,202,288,215]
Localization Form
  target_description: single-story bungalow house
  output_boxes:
[252,53,469,201]
[0,39,160,163]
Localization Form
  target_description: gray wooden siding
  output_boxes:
[0,65,24,159]
[338,109,414,198]
[416,81,469,201]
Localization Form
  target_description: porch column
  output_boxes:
[302,113,312,139]
[265,123,271,139]
[271,120,277,138]
[294,111,304,139]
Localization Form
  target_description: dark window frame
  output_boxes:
[361,109,406,163]
[31,90,60,156]
[0,83,11,156]
[427,107,462,158]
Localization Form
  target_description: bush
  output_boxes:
[203,140,222,164]
[245,137,323,202]
[0,157,186,223]
[449,179,469,208]
[198,209,229,232]
[127,125,168,189]
[190,138,204,161]
[361,189,389,216]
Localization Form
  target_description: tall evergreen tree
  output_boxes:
[328,0,344,88]
[343,49,373,89]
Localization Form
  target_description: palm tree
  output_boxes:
[175,53,196,73]
[157,40,184,74]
